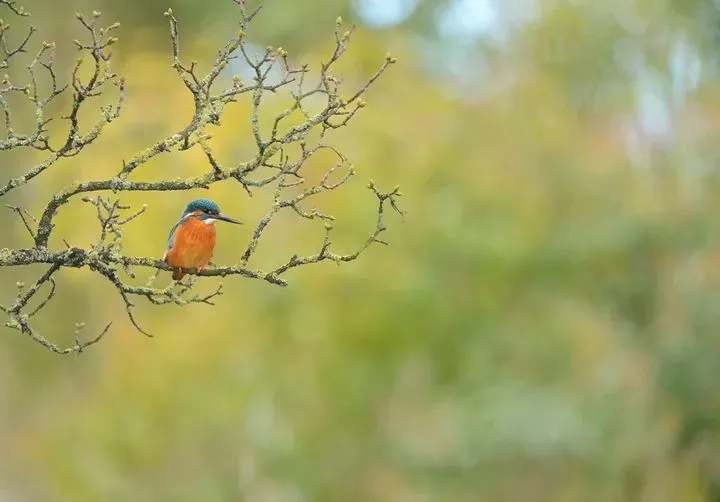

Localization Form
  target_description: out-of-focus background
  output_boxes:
[2,0,720,500]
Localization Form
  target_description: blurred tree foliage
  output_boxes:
[3,0,720,501]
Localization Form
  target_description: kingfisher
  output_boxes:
[163,198,242,280]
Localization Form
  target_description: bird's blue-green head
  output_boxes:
[181,198,242,224]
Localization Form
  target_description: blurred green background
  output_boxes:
[3,0,720,500]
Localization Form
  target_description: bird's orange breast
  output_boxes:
[165,217,217,269]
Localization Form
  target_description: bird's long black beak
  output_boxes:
[217,213,242,224]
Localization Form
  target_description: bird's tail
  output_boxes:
[163,251,185,280]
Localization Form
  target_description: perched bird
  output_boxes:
[163,198,242,280]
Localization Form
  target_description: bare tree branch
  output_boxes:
[0,9,122,196]
[0,3,401,354]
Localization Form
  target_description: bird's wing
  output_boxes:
[165,215,188,251]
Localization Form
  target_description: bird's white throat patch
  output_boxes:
[203,218,218,225]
